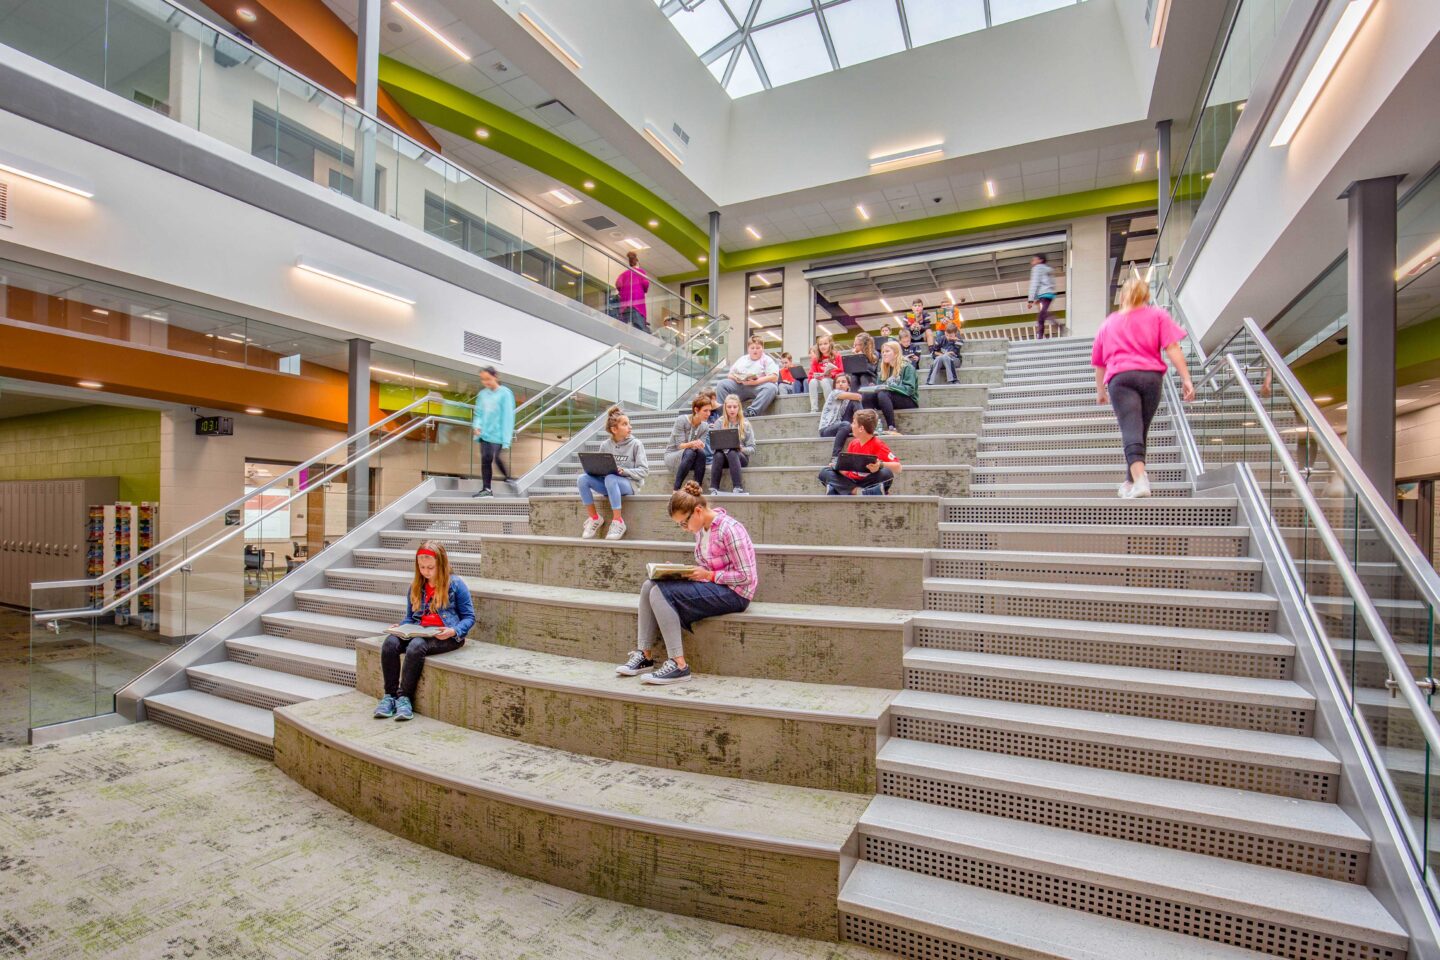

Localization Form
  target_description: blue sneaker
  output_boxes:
[641,659,691,685]
[394,696,414,721]
[373,695,396,719]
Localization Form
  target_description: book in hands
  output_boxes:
[386,624,443,639]
[647,563,699,580]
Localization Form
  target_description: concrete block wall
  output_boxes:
[0,405,160,501]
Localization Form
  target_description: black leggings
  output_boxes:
[381,633,464,700]
[710,450,748,489]
[862,389,919,430]
[1107,370,1164,480]
[674,448,706,489]
[480,440,511,489]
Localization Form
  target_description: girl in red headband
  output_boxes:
[374,540,475,721]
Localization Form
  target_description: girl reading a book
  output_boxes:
[579,406,650,541]
[816,408,903,496]
[374,541,475,721]
[708,394,756,495]
[807,334,843,413]
[615,482,758,685]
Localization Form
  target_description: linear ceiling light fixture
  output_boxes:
[642,122,685,167]
[1133,151,1146,173]
[546,188,580,206]
[295,257,415,305]
[620,237,650,251]
[518,4,583,71]
[856,204,870,221]
[984,180,996,198]
[370,365,450,387]
[745,225,761,240]
[879,298,892,311]
[1398,235,1440,280]
[868,142,945,174]
[0,150,94,198]
[391,1,470,61]
[1270,0,1376,147]
[1149,0,1172,47]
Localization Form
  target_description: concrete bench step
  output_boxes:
[540,462,972,497]
[274,692,869,941]
[352,637,893,792]
[578,433,978,468]
[773,384,988,413]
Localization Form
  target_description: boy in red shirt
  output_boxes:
[817,408,903,496]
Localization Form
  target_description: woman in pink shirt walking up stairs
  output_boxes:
[1091,278,1196,499]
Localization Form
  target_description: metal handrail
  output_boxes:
[514,356,626,435]
[31,392,447,592]
[136,0,718,323]
[1222,353,1440,760]
[513,347,622,419]
[34,412,472,623]
[1163,370,1204,481]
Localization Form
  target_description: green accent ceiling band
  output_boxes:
[378,58,710,260]
[1292,312,1440,403]
[664,181,1159,281]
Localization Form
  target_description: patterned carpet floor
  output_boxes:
[0,722,884,960]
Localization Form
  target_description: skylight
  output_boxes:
[656,0,1085,97]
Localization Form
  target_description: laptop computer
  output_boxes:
[787,364,807,380]
[840,353,872,376]
[873,336,892,352]
[578,451,620,477]
[709,428,740,452]
[836,452,879,474]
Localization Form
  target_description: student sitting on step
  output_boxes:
[817,408,903,496]
[807,333,844,413]
[862,340,920,435]
[616,482,757,685]
[848,332,880,389]
[579,406,650,541]
[819,372,865,457]
[716,336,781,417]
[928,326,964,385]
[777,352,806,395]
[664,394,716,491]
[897,327,923,368]
[375,540,474,721]
[707,393,756,495]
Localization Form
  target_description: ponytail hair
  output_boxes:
[605,405,627,439]
[669,480,708,518]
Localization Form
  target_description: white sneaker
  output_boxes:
[1117,481,1135,499]
[1131,473,1152,499]
[605,519,627,540]
[581,516,604,539]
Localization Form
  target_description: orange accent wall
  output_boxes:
[211,0,443,153]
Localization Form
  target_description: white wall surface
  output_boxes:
[0,106,614,386]
[1066,214,1113,336]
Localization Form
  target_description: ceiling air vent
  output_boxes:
[582,215,617,230]
[0,180,9,227]
[463,331,502,363]
[535,99,576,124]
[671,122,690,146]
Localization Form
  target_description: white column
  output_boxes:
[780,262,814,357]
[1067,214,1110,337]
[715,270,747,362]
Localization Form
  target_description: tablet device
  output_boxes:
[709,428,740,452]
[836,452,879,474]
[578,451,620,477]
[873,336,892,351]
[787,365,807,380]
[840,353,871,376]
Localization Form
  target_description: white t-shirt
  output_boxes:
[729,354,779,380]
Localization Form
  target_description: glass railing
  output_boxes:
[0,0,717,336]
[1187,319,1440,903]
[27,393,476,731]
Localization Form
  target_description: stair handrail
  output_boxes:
[33,411,474,624]
[1219,352,1440,762]
[30,392,447,594]
[512,346,622,420]
[513,355,627,435]
[1162,370,1204,481]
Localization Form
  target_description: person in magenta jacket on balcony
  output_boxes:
[616,251,650,333]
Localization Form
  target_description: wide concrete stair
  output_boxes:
[836,335,1411,960]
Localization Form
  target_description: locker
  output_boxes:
[0,478,118,608]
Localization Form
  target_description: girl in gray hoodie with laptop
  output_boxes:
[578,406,650,541]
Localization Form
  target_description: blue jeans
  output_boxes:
[577,473,634,511]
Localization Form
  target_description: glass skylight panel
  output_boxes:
[903,0,987,45]
[707,48,734,82]
[990,0,1078,27]
[826,0,907,67]
[669,0,739,56]
[726,44,766,97]
[755,0,813,26]
[752,13,830,86]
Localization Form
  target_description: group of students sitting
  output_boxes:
[373,480,759,714]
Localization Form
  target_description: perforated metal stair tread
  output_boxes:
[404,512,529,523]
[904,648,1312,708]
[930,549,1263,573]
[227,634,359,668]
[278,692,868,857]
[939,521,1249,537]
[891,691,1339,770]
[877,738,1367,850]
[262,609,392,637]
[145,689,275,739]
[942,496,1237,510]
[968,482,1193,495]
[924,577,1278,611]
[425,496,532,508]
[373,638,894,725]
[477,534,927,561]
[186,661,351,702]
[353,547,484,564]
[840,860,1264,960]
[910,610,1292,655]
[858,797,1406,948]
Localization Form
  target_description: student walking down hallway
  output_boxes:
[471,366,516,497]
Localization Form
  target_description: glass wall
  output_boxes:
[746,269,784,349]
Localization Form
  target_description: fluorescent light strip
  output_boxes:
[1398,235,1440,280]
[642,123,684,167]
[944,290,955,302]
[868,143,944,174]
[879,298,892,311]
[216,335,247,345]
[0,155,94,198]
[518,5,583,71]
[1133,151,1146,173]
[984,180,996,198]
[371,365,449,387]
[295,258,416,305]
[856,204,870,221]
[546,188,580,206]
[745,225,762,241]
[620,237,649,251]
[1271,0,1376,147]
[391,1,470,60]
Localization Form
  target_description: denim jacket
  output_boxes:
[400,574,475,640]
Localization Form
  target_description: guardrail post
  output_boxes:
[347,338,372,527]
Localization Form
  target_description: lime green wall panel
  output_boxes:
[0,406,161,501]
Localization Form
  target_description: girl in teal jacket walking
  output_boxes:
[472,366,516,497]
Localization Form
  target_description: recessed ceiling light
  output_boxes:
[944,290,955,301]
[984,180,996,198]
[245,407,264,415]
[868,143,944,174]
[1133,151,1146,173]
[546,188,580,206]
[620,237,649,250]
[1313,395,1334,403]
[78,380,103,389]
[745,225,761,240]
[90,307,110,316]
[391,1,470,60]
[1204,172,1215,180]
[295,257,416,305]
[0,152,95,198]
[582,180,595,190]
[856,204,870,221]
[697,255,707,263]
[370,365,449,387]
[236,7,257,22]
[1397,236,1440,280]
[647,219,659,228]
[475,127,489,139]
[1236,101,1246,112]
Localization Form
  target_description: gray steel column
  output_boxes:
[354,0,381,208]
[1156,119,1172,231]
[708,210,720,316]
[346,338,372,527]
[1341,176,1401,499]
